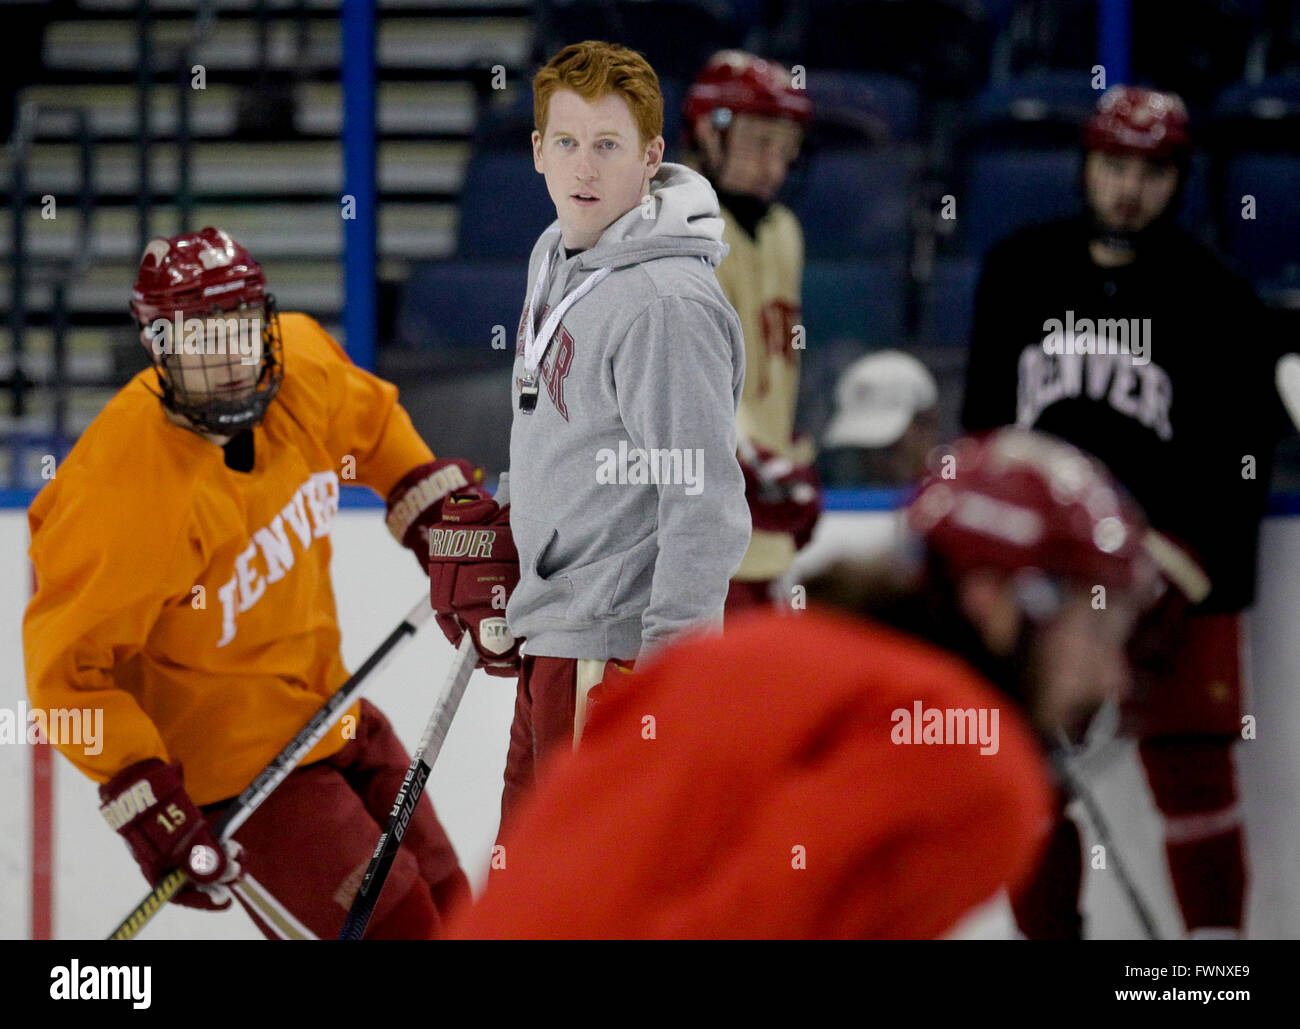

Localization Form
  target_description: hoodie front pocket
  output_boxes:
[510,510,559,581]
[506,519,574,626]
[565,533,658,623]
[533,526,562,581]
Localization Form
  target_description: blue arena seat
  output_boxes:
[972,70,1099,129]
[791,147,917,260]
[956,146,1083,255]
[918,256,981,348]
[790,0,992,96]
[1214,75,1300,120]
[457,152,555,258]
[658,76,688,153]
[805,70,922,142]
[1222,151,1300,284]
[801,258,908,346]
[540,0,742,82]
[1211,76,1300,155]
[472,90,536,152]
[1176,151,1213,243]
[396,260,529,351]
[981,0,1018,26]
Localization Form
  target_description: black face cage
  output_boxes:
[145,294,284,437]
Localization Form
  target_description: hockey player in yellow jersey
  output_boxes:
[26,228,479,938]
[684,52,822,613]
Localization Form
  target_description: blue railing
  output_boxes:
[5,484,1300,516]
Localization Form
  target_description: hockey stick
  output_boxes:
[1051,734,1161,941]
[107,595,435,941]
[338,633,478,940]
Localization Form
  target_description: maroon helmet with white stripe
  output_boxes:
[683,50,812,144]
[1084,85,1191,164]
[131,227,283,436]
[908,428,1158,596]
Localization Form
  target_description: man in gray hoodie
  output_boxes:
[428,41,752,830]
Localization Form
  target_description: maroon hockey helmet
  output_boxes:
[907,428,1160,600]
[1083,85,1191,164]
[683,50,813,145]
[130,227,284,436]
[131,226,267,323]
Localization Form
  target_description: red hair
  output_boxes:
[533,40,663,146]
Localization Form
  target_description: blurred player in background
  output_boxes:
[451,429,1188,939]
[24,228,480,939]
[427,41,750,835]
[683,51,823,613]
[818,349,940,487]
[962,85,1291,938]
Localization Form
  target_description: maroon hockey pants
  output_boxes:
[498,654,627,841]
[206,699,469,939]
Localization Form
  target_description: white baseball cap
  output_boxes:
[822,350,938,449]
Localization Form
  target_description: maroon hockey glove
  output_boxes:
[385,458,488,572]
[428,490,522,677]
[738,438,823,550]
[99,758,243,911]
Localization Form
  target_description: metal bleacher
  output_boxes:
[1,0,533,487]
[6,0,1300,488]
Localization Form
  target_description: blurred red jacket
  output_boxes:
[453,606,1054,939]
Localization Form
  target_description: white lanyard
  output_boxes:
[523,247,611,375]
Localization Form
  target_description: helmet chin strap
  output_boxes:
[1092,226,1139,255]
[1087,200,1145,255]
[161,388,271,437]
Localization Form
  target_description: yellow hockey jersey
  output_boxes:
[714,200,810,581]
[24,314,434,805]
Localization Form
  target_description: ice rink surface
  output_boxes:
[3,510,1297,939]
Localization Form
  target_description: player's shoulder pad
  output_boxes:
[276,311,352,366]
[32,376,205,534]
[273,311,362,400]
